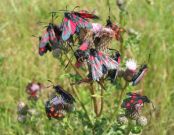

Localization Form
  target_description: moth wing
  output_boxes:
[62,18,72,41]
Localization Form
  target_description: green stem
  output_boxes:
[65,54,93,127]
[102,82,128,135]
[89,82,99,116]
[98,85,104,117]
[71,86,93,127]
[65,53,105,117]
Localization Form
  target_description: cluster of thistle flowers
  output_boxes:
[115,59,151,128]
[37,7,125,82]
[17,80,75,121]
[34,4,151,122]
[117,92,153,128]
[17,82,42,122]
[17,101,39,122]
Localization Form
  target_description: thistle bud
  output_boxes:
[117,114,128,125]
[127,28,139,36]
[136,116,148,126]
[146,0,154,5]
[64,103,75,112]
[17,115,27,122]
[28,109,39,116]
[17,101,28,115]
[116,0,126,10]
[52,48,62,59]
[123,59,137,81]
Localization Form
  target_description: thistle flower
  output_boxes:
[123,59,137,81]
[126,59,137,71]
[26,82,43,100]
[91,23,103,33]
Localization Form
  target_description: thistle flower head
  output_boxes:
[126,59,137,71]
[17,101,28,115]
[92,23,102,33]
[17,115,26,122]
[117,114,128,125]
[137,116,148,126]
[17,101,26,110]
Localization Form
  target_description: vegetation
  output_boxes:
[0,0,174,134]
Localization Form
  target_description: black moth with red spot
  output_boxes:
[45,84,75,120]
[121,92,150,113]
[45,96,65,119]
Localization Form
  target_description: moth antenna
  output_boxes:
[107,0,111,20]
[50,11,58,24]
[55,15,59,19]
[108,48,118,51]
[47,80,55,88]
[31,35,39,38]
[66,5,68,11]
[72,6,80,12]
[148,51,151,63]
[37,21,47,25]
[51,12,54,24]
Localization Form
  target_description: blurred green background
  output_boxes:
[0,0,174,135]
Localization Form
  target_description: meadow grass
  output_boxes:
[0,0,174,134]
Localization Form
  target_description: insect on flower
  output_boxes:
[45,96,66,119]
[105,5,124,41]
[107,51,121,82]
[88,49,119,81]
[45,82,75,119]
[39,23,62,56]
[132,64,148,86]
[61,8,99,41]
[121,92,151,119]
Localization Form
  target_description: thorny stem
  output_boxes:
[65,53,105,117]
[64,54,84,78]
[65,54,93,127]
[118,82,128,107]
[98,84,104,117]
[71,86,93,126]
[102,82,128,135]
[89,82,99,116]
[89,80,105,117]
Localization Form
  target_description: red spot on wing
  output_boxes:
[39,47,45,52]
[130,99,134,103]
[138,99,143,104]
